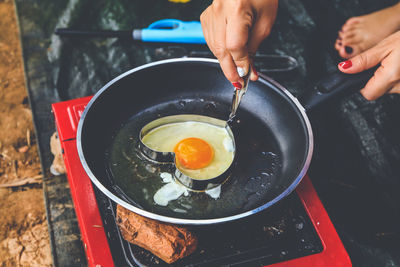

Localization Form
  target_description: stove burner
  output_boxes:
[52,97,352,267]
[97,189,322,266]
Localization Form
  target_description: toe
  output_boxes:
[342,24,353,32]
[338,30,345,39]
[343,17,360,30]
[344,46,354,56]
[342,29,357,40]
[338,46,350,59]
[339,17,361,42]
[334,39,342,51]
[343,34,363,46]
[338,44,358,59]
[338,29,356,40]
[343,45,363,58]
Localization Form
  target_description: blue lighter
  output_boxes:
[133,19,206,44]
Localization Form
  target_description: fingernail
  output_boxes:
[237,67,247,78]
[345,46,353,54]
[339,60,352,69]
[232,82,242,89]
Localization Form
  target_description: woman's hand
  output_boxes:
[338,31,400,100]
[200,0,278,87]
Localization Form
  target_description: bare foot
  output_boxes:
[335,3,400,59]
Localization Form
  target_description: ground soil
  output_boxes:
[0,0,52,266]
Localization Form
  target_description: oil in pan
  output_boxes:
[106,99,282,220]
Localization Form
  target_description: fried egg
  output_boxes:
[141,120,235,180]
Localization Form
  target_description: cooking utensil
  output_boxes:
[56,19,206,44]
[153,47,299,73]
[77,58,373,225]
[229,66,251,121]
[138,65,249,191]
[138,114,235,191]
[187,51,299,73]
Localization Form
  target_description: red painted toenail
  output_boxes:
[339,60,352,69]
[345,46,353,54]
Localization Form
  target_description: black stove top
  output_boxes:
[94,186,322,267]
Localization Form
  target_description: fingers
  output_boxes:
[249,61,259,81]
[360,50,400,100]
[359,66,393,100]
[338,44,388,74]
[213,8,255,85]
[201,4,242,84]
[226,12,252,72]
[215,30,243,84]
[225,13,275,82]
[201,0,277,84]
[219,54,242,84]
[338,39,400,100]
[337,43,386,100]
[388,82,400,94]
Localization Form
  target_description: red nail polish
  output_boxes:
[339,60,352,69]
[232,82,242,89]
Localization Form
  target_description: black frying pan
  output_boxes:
[77,58,372,225]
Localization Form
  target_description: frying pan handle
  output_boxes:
[299,67,377,112]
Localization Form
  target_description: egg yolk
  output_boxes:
[173,137,214,169]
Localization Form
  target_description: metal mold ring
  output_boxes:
[138,114,236,191]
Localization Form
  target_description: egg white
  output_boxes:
[142,121,235,180]
[153,172,222,207]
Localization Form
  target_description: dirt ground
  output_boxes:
[0,0,52,266]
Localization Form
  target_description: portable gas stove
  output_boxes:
[52,96,352,267]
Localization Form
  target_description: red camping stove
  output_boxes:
[52,96,352,267]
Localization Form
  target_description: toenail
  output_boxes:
[345,46,353,54]
[339,60,352,69]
